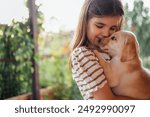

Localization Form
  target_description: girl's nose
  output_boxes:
[102,28,111,37]
[100,37,109,47]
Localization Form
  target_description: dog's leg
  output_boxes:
[93,50,109,67]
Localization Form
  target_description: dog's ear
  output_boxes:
[121,38,137,62]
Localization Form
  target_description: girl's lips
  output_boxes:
[95,37,102,45]
[97,37,102,44]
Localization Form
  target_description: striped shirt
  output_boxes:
[71,46,110,100]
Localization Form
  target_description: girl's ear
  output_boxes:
[120,38,137,62]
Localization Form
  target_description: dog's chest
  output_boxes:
[110,61,129,87]
[110,60,127,77]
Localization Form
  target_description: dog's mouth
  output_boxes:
[100,47,112,59]
[103,48,109,53]
[99,46,109,53]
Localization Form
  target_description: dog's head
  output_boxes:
[99,30,140,62]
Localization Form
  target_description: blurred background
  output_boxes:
[0,0,150,100]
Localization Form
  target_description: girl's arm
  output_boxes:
[92,83,137,100]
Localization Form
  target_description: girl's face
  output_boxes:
[86,16,122,50]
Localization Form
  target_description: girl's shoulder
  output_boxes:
[72,46,92,54]
[71,46,97,66]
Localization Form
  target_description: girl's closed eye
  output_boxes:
[95,23,104,29]
[96,25,103,28]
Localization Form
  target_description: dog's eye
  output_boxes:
[111,36,117,41]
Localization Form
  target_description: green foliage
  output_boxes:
[0,20,34,99]
[39,32,83,100]
[39,55,82,100]
[124,0,150,69]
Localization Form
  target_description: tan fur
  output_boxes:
[94,31,150,99]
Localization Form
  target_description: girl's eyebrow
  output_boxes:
[95,22,105,25]
[95,22,118,28]
[111,25,118,28]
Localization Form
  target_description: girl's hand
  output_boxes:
[93,50,108,67]
[93,50,118,87]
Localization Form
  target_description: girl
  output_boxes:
[70,0,135,100]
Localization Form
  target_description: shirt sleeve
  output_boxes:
[71,47,107,100]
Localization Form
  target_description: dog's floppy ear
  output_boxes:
[121,37,137,62]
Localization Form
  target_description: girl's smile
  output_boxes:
[86,16,122,51]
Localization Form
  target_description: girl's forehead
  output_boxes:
[90,16,122,26]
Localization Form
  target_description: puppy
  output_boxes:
[94,30,150,99]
